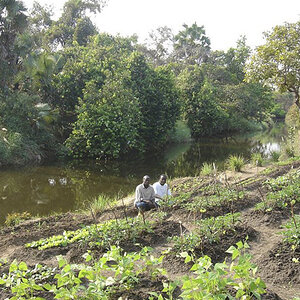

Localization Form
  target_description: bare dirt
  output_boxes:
[0,162,299,299]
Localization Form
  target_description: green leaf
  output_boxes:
[226,246,236,254]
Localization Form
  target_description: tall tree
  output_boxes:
[141,26,174,66]
[0,0,27,90]
[173,23,211,66]
[46,0,106,48]
[246,21,300,111]
[128,52,180,149]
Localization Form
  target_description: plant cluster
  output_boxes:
[25,217,155,251]
[183,187,245,212]
[5,211,32,227]
[0,246,165,299]
[151,241,265,300]
[251,153,263,167]
[200,162,216,176]
[280,215,300,250]
[170,213,241,255]
[256,171,300,211]
[226,155,245,172]
[1,242,267,300]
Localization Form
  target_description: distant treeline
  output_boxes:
[0,0,296,165]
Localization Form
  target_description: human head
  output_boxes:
[143,175,151,187]
[159,174,167,185]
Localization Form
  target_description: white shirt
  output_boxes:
[153,182,171,202]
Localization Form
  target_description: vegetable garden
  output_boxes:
[0,160,299,299]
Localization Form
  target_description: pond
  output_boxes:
[0,124,286,224]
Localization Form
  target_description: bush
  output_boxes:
[200,162,216,176]
[66,78,142,159]
[0,130,41,165]
[270,151,280,162]
[5,212,32,227]
[88,194,117,216]
[251,152,263,167]
[226,155,245,172]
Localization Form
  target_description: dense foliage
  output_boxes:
[0,0,295,165]
[246,21,300,112]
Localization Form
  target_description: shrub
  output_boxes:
[200,162,216,176]
[88,194,117,216]
[226,155,245,172]
[270,151,280,162]
[5,212,32,227]
[280,215,300,249]
[251,152,263,167]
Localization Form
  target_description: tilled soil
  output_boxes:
[0,162,300,299]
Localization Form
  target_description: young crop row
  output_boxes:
[1,242,268,300]
[26,217,155,251]
[280,215,300,251]
[162,185,245,212]
[169,213,241,256]
[264,169,300,191]
[256,171,300,212]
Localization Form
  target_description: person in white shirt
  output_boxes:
[153,174,172,205]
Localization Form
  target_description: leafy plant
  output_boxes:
[26,217,155,251]
[169,213,241,255]
[0,260,45,299]
[1,246,166,299]
[256,171,300,211]
[177,241,265,299]
[251,153,263,167]
[270,151,280,162]
[280,214,300,249]
[184,187,245,212]
[5,211,32,227]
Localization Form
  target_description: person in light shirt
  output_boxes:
[153,174,172,205]
[135,175,160,212]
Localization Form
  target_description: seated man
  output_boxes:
[153,174,172,205]
[135,175,160,213]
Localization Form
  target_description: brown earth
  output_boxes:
[0,162,299,299]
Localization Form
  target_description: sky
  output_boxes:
[23,0,300,51]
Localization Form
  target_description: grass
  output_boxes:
[226,155,245,172]
[87,194,117,216]
[270,151,280,162]
[4,212,32,227]
[200,162,216,176]
[251,153,263,167]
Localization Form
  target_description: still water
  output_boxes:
[0,125,285,223]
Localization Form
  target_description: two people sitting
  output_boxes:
[134,174,171,214]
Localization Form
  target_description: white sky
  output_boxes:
[23,0,300,51]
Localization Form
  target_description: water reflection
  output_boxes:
[0,124,286,224]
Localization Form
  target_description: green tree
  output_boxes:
[246,21,300,111]
[66,74,142,159]
[128,52,180,149]
[141,26,174,66]
[50,34,135,139]
[0,0,28,90]
[173,23,211,66]
[46,0,106,47]
[184,81,229,137]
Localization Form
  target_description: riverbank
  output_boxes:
[0,160,299,299]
